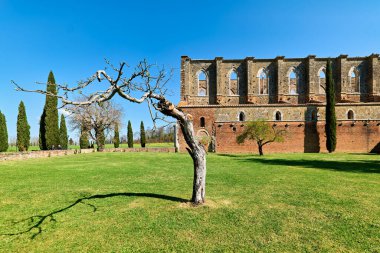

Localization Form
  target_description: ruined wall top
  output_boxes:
[179,54,380,106]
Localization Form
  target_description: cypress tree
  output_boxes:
[140,121,146,148]
[96,127,105,151]
[127,120,133,148]
[79,124,89,149]
[113,124,120,148]
[59,114,68,149]
[39,108,47,150]
[0,111,9,152]
[325,59,337,152]
[42,71,59,150]
[16,101,30,151]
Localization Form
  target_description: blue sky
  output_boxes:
[1,0,379,140]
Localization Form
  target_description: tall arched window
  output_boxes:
[275,111,282,121]
[229,70,239,95]
[347,110,354,120]
[257,68,268,95]
[318,67,326,94]
[200,117,205,127]
[198,71,207,96]
[348,67,359,93]
[239,112,245,122]
[288,68,298,94]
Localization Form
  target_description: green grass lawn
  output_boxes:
[0,152,379,252]
[6,142,173,152]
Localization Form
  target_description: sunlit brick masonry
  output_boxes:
[176,55,380,153]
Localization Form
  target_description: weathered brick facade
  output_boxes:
[177,55,380,153]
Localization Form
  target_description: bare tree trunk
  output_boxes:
[177,119,206,204]
[190,145,206,204]
[158,100,206,204]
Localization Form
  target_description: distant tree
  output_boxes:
[40,71,59,150]
[325,59,337,153]
[145,125,174,143]
[127,120,133,148]
[68,101,122,151]
[30,137,39,147]
[120,135,127,144]
[16,101,30,151]
[69,138,74,146]
[140,121,146,148]
[0,111,9,152]
[79,123,89,149]
[113,124,120,148]
[59,114,68,149]
[237,120,285,156]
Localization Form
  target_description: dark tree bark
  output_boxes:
[258,143,264,156]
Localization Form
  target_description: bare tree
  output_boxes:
[14,60,207,204]
[68,100,122,151]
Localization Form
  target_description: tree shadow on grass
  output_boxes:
[217,154,380,174]
[2,192,188,239]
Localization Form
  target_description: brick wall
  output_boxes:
[177,55,380,154]
[177,105,380,154]
[178,120,380,154]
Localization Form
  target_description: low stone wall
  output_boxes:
[102,147,176,153]
[0,147,176,162]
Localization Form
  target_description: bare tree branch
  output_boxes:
[14,59,207,204]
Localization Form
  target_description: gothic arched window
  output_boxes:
[348,67,359,93]
[318,67,326,94]
[257,68,268,95]
[228,70,239,95]
[198,71,207,96]
[288,68,298,95]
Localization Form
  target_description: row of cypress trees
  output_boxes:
[0,102,30,152]
[0,106,67,152]
[113,120,146,148]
